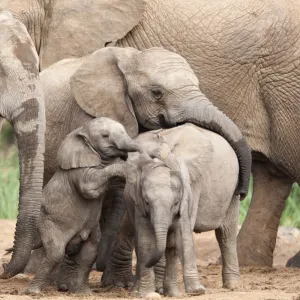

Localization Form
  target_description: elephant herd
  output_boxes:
[0,0,300,295]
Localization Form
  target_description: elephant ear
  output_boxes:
[70,47,139,138]
[162,153,194,225]
[57,127,101,170]
[40,0,146,68]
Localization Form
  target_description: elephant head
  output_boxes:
[70,47,251,199]
[125,150,196,271]
[57,117,148,170]
[0,12,45,278]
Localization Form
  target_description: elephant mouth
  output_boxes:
[145,114,182,130]
[116,150,128,161]
[158,114,183,128]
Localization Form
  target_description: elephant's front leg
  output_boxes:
[163,230,181,297]
[237,161,293,266]
[101,211,135,287]
[57,226,100,294]
[132,216,156,297]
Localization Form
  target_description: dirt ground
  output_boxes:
[0,220,299,300]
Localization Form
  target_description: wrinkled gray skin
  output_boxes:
[114,0,300,267]
[0,11,45,279]
[0,0,146,278]
[109,124,240,297]
[24,117,148,295]
[36,46,250,276]
[3,0,300,274]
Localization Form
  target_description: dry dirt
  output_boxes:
[0,220,299,300]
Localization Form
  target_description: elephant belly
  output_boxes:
[193,185,234,233]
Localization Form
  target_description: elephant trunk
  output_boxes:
[146,216,169,268]
[173,94,251,199]
[1,89,45,278]
[114,134,148,157]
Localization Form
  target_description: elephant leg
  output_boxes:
[163,231,181,297]
[24,249,43,274]
[132,216,156,297]
[97,180,126,271]
[286,251,300,268]
[237,161,293,266]
[25,225,67,295]
[57,226,100,294]
[101,211,135,287]
[215,195,240,290]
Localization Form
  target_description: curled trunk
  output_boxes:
[177,95,251,199]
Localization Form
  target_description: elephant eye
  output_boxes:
[151,88,164,100]
[102,133,109,138]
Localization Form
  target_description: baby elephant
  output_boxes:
[25,117,147,295]
[107,123,241,297]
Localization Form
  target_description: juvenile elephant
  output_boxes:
[25,117,148,295]
[105,123,240,296]
[38,46,251,276]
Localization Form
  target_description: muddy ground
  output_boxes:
[0,220,299,300]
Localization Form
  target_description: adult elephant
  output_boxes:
[34,47,251,285]
[112,0,300,267]
[0,0,146,279]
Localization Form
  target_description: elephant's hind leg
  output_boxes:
[57,226,100,294]
[237,161,293,266]
[216,195,240,290]
[25,223,68,294]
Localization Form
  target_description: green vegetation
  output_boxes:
[0,121,19,219]
[0,121,299,226]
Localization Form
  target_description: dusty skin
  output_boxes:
[0,220,299,300]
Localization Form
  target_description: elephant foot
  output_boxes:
[24,285,42,295]
[129,279,156,298]
[164,284,183,297]
[101,267,135,288]
[286,251,300,268]
[0,263,10,279]
[58,282,92,294]
[237,239,273,267]
[155,286,163,295]
[185,281,205,296]
[145,292,162,299]
[223,278,242,290]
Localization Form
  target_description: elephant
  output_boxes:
[103,124,240,296]
[24,117,149,295]
[36,46,251,276]
[0,0,146,278]
[114,0,300,267]
[3,0,299,270]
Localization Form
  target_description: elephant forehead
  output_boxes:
[142,167,181,197]
[88,117,125,133]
